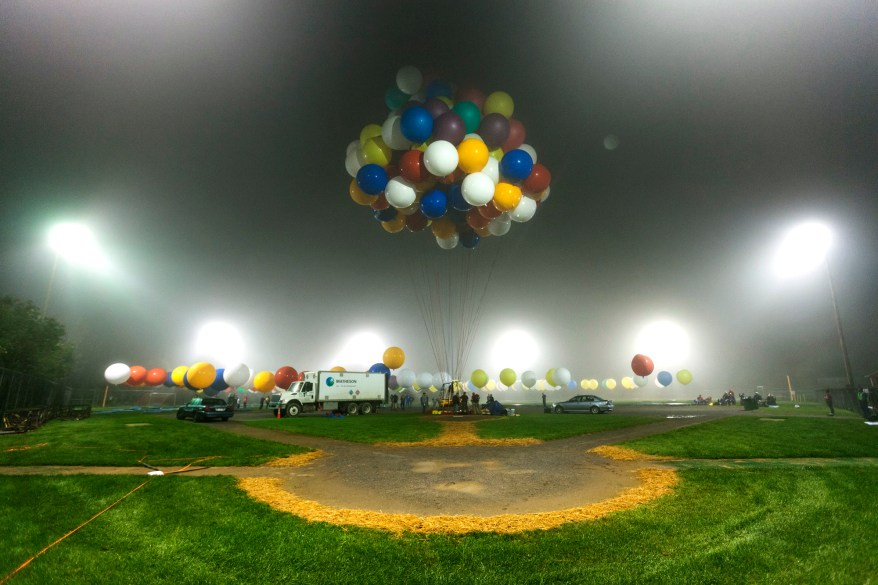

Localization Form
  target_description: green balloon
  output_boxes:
[452,101,482,134]
[499,368,517,387]
[676,369,693,385]
[471,369,488,389]
[385,86,409,110]
[546,368,556,387]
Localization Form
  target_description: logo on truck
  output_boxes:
[326,377,335,387]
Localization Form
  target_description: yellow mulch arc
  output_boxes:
[588,445,676,461]
[264,450,325,467]
[379,421,541,447]
[238,467,678,535]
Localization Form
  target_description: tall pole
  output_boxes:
[825,259,855,388]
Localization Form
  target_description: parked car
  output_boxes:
[551,395,614,414]
[176,397,234,422]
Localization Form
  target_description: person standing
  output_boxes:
[460,391,469,414]
[824,390,835,416]
[391,393,399,410]
[471,391,480,415]
[420,391,429,413]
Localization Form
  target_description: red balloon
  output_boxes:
[522,163,552,194]
[399,150,430,183]
[466,207,491,229]
[405,211,429,232]
[274,366,299,390]
[501,118,526,152]
[455,87,485,110]
[145,368,167,386]
[384,163,400,180]
[370,193,389,211]
[477,201,503,219]
[631,354,655,377]
[127,365,147,386]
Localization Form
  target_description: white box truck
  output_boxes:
[272,371,387,417]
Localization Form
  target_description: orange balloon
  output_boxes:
[253,371,276,393]
[126,366,147,386]
[350,179,377,205]
[431,217,457,239]
[382,215,406,233]
[457,138,489,174]
[383,346,405,369]
[492,182,522,212]
[330,366,346,372]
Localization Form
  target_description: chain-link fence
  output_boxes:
[0,368,94,433]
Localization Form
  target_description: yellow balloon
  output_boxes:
[437,96,454,108]
[474,224,492,237]
[350,179,377,206]
[490,147,504,161]
[253,371,276,393]
[606,378,617,390]
[456,138,489,174]
[580,379,589,390]
[171,366,188,387]
[187,362,216,389]
[362,137,392,166]
[331,366,346,372]
[484,91,514,118]
[382,215,406,233]
[492,182,522,212]
[359,123,382,145]
[383,346,405,369]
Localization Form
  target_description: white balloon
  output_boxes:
[510,196,537,222]
[482,157,500,184]
[397,368,416,388]
[384,176,417,208]
[518,143,537,163]
[345,149,362,178]
[436,234,459,249]
[461,172,495,206]
[423,140,459,177]
[434,371,452,387]
[244,368,256,389]
[554,367,572,387]
[488,215,512,236]
[537,186,551,202]
[223,363,251,388]
[381,115,412,151]
[104,363,130,385]
[521,370,537,388]
[346,140,359,157]
[396,66,422,95]
[635,375,648,387]
[417,371,434,389]
[463,133,483,141]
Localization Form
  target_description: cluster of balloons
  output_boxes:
[629,354,694,388]
[346,66,553,250]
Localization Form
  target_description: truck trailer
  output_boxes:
[271,371,387,417]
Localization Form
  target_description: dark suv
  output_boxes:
[176,397,234,422]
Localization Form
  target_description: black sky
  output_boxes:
[2,0,877,395]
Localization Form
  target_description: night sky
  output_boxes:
[2,1,877,396]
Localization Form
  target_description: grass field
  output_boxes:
[2,406,877,584]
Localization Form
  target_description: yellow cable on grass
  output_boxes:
[0,480,150,585]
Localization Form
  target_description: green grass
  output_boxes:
[0,413,307,467]
[244,412,444,443]
[475,413,664,440]
[2,467,877,584]
[622,415,878,458]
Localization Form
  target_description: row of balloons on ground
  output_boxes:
[103,361,694,394]
[346,66,552,250]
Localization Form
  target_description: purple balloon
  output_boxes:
[424,97,450,120]
[432,111,466,145]
[478,113,510,149]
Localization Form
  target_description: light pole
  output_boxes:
[774,221,855,388]
[43,222,106,317]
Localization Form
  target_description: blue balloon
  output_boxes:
[356,164,388,195]
[211,368,229,390]
[400,106,433,143]
[182,372,197,391]
[369,363,391,378]
[460,230,481,249]
[657,371,673,387]
[372,207,398,222]
[425,80,453,100]
[448,183,471,212]
[164,372,174,387]
[420,189,448,219]
[203,387,219,397]
[500,149,534,182]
